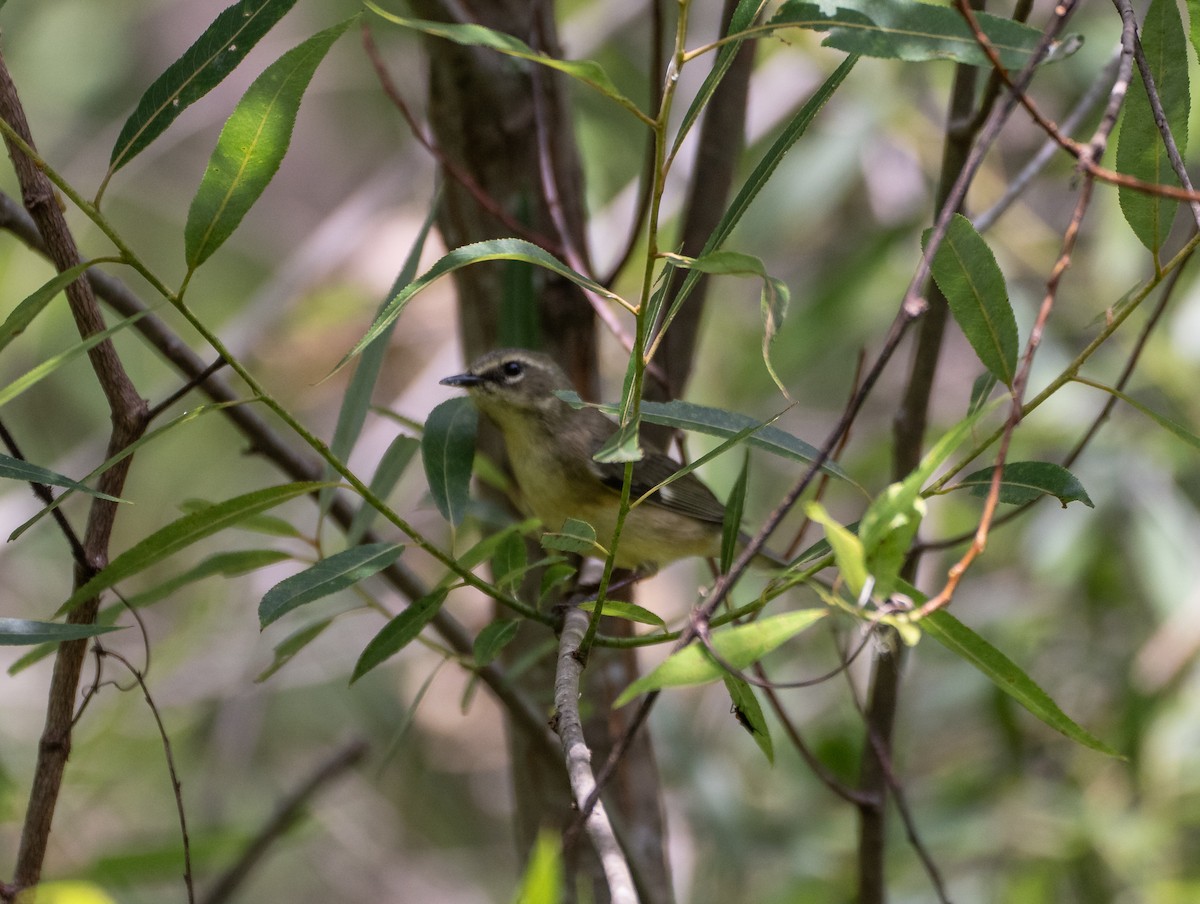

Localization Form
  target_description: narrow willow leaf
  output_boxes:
[1074,377,1200,451]
[0,259,119,353]
[512,830,563,904]
[768,0,1079,68]
[57,481,329,615]
[366,2,646,123]
[10,402,244,542]
[957,461,1094,508]
[615,609,828,706]
[0,454,124,502]
[806,502,868,597]
[592,420,643,464]
[185,17,354,269]
[662,250,792,395]
[259,542,404,627]
[335,239,624,372]
[473,618,520,667]
[180,497,303,537]
[256,618,333,682]
[721,450,750,574]
[542,518,605,557]
[924,214,1018,387]
[491,531,527,594]
[724,675,774,763]
[125,548,290,608]
[0,618,121,646]
[322,199,439,519]
[858,483,925,599]
[108,0,300,178]
[579,599,666,629]
[1116,0,1189,252]
[651,56,856,339]
[453,518,540,573]
[346,435,421,545]
[563,394,852,483]
[351,588,447,683]
[0,307,153,410]
[669,0,767,161]
[921,608,1118,756]
[968,371,999,417]
[422,398,477,526]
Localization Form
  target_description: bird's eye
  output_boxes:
[501,360,524,380]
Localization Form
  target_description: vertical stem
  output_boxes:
[858,6,986,898]
[0,49,149,894]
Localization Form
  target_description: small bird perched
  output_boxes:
[441,348,773,571]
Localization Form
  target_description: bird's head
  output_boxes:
[440,349,572,421]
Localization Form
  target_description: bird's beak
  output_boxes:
[440,372,483,388]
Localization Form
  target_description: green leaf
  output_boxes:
[322,199,438,519]
[511,830,563,904]
[1116,0,1190,252]
[921,607,1119,756]
[806,502,868,598]
[0,307,153,410]
[968,371,998,416]
[1073,377,1200,451]
[721,449,751,574]
[768,0,1080,68]
[0,454,124,502]
[652,55,856,339]
[724,675,774,763]
[351,588,447,683]
[669,0,766,162]
[10,401,245,542]
[125,548,291,608]
[0,259,118,354]
[473,618,520,666]
[615,609,827,705]
[345,435,421,545]
[924,214,1018,387]
[259,542,404,627]
[256,618,333,682]
[422,398,478,527]
[335,239,624,372]
[185,17,354,269]
[366,2,647,124]
[541,518,606,557]
[858,483,925,599]
[578,599,667,629]
[956,461,1094,508]
[592,420,643,464]
[57,481,329,616]
[662,251,792,395]
[490,531,527,594]
[108,0,299,178]
[180,498,303,537]
[0,618,121,646]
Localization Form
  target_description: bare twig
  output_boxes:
[101,648,195,904]
[200,740,369,904]
[553,605,637,904]
[1117,0,1200,231]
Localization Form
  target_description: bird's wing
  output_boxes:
[591,451,728,524]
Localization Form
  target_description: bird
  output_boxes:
[440,348,778,571]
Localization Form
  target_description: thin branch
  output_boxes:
[1118,0,1200,231]
[361,23,563,255]
[200,740,369,904]
[0,48,150,895]
[553,605,637,904]
[102,648,195,904]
